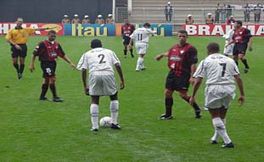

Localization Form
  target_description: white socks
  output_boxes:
[110,100,119,124]
[90,104,99,129]
[136,57,144,70]
[211,118,226,141]
[212,117,231,144]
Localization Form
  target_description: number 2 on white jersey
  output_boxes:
[98,54,106,64]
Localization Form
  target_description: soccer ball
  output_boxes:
[99,116,112,127]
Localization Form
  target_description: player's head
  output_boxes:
[48,30,57,41]
[234,20,242,29]
[16,17,23,27]
[207,42,220,55]
[177,30,188,45]
[124,19,129,24]
[143,23,151,28]
[91,39,102,49]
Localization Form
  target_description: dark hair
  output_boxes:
[207,42,220,54]
[236,20,242,26]
[178,30,188,36]
[143,23,151,28]
[48,30,56,35]
[91,39,102,48]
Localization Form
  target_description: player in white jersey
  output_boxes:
[128,23,156,71]
[190,42,245,148]
[223,29,234,56]
[77,39,125,131]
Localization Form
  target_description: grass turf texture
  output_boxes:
[0,35,264,162]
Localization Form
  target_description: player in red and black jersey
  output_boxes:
[228,20,253,73]
[29,30,75,102]
[155,30,201,119]
[121,19,135,58]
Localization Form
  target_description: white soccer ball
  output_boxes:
[99,116,112,127]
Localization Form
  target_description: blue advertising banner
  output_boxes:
[64,24,116,36]
[63,23,173,36]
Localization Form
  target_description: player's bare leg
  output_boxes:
[123,45,128,58]
[233,55,239,66]
[209,107,234,148]
[179,90,201,118]
[109,93,121,129]
[90,96,100,131]
[160,89,174,120]
[238,53,249,73]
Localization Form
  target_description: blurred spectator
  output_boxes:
[215,3,221,23]
[61,15,70,24]
[106,14,114,24]
[82,15,91,24]
[205,13,214,24]
[226,4,232,18]
[254,3,262,23]
[71,14,80,24]
[244,3,251,22]
[185,14,194,24]
[226,15,235,25]
[95,15,105,24]
[164,1,173,22]
[220,4,227,23]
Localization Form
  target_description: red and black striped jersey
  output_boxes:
[167,43,198,77]
[121,23,135,37]
[33,40,65,62]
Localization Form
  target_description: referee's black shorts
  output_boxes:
[165,70,190,91]
[11,44,27,58]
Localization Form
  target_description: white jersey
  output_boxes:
[223,29,234,56]
[193,53,239,85]
[130,27,156,44]
[77,48,120,75]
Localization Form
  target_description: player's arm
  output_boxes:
[189,77,203,105]
[29,44,41,72]
[155,52,169,61]
[58,44,76,68]
[234,74,245,105]
[5,31,22,50]
[115,63,125,89]
[247,37,253,51]
[61,55,76,68]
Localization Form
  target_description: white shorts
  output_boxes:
[135,42,148,55]
[223,43,234,56]
[89,74,117,96]
[204,84,236,109]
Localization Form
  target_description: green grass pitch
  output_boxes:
[0,35,264,162]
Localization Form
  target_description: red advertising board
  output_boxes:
[0,23,63,35]
[183,24,264,36]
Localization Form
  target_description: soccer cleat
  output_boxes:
[90,128,99,132]
[160,114,173,120]
[211,140,218,144]
[53,97,64,102]
[135,69,140,72]
[110,123,121,129]
[39,97,49,101]
[222,142,234,148]
[244,68,249,73]
[141,67,146,71]
[17,73,22,79]
[195,110,202,119]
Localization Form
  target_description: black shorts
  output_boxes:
[11,44,27,58]
[233,43,248,56]
[165,70,190,91]
[40,61,57,78]
[123,36,131,45]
